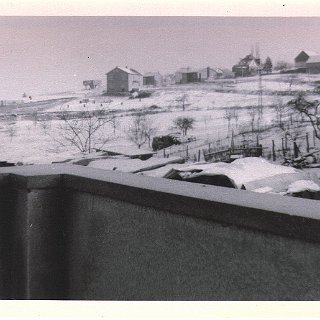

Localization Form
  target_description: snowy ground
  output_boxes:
[0,73,320,165]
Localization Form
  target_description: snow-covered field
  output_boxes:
[0,73,320,165]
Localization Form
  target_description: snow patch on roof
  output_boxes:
[107,67,142,75]
[304,50,320,57]
[174,157,298,188]
[307,55,320,64]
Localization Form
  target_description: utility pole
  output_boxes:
[256,43,263,120]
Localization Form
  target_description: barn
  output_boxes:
[106,67,143,94]
[143,72,163,86]
[294,51,319,68]
[306,55,320,74]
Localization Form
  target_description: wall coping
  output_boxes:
[1,164,320,242]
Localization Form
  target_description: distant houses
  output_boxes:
[143,72,163,86]
[175,67,223,84]
[232,54,261,77]
[106,66,143,94]
[294,50,320,74]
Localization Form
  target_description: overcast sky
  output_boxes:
[1,16,320,99]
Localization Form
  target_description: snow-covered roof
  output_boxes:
[176,67,199,74]
[98,145,155,157]
[303,50,319,57]
[162,157,320,195]
[88,156,184,173]
[107,66,143,75]
[143,72,161,77]
[306,55,320,64]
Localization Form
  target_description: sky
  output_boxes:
[1,16,320,99]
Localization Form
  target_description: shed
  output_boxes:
[175,67,201,84]
[143,72,163,86]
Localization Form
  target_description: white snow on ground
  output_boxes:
[287,180,320,194]
[0,73,320,167]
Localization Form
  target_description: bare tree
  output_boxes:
[31,111,39,127]
[109,112,119,136]
[127,113,156,149]
[233,110,239,128]
[7,124,17,142]
[144,118,157,148]
[176,93,189,111]
[248,108,257,133]
[58,107,112,153]
[274,96,287,129]
[40,116,52,135]
[287,92,320,141]
[224,110,233,134]
[274,60,293,71]
[173,117,195,136]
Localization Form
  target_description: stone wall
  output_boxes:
[0,165,320,300]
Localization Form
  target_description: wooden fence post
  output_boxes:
[272,140,276,161]
[198,150,201,162]
[293,139,299,158]
[163,148,166,158]
[306,133,310,153]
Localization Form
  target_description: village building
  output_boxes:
[198,67,223,81]
[83,80,102,90]
[143,72,163,86]
[294,51,320,74]
[106,66,143,94]
[294,51,319,68]
[232,54,261,77]
[175,67,223,84]
[306,55,320,74]
[175,67,200,84]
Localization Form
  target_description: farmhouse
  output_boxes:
[232,54,261,77]
[106,66,143,94]
[143,72,163,86]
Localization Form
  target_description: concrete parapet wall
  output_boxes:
[0,165,320,300]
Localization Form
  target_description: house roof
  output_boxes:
[143,72,161,77]
[176,67,199,74]
[233,54,260,69]
[306,55,320,64]
[303,50,319,57]
[106,66,143,75]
